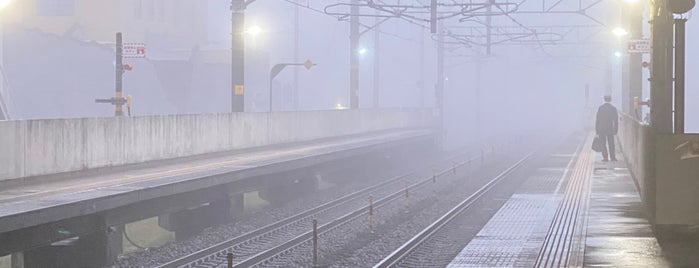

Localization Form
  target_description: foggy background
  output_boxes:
[0,0,696,147]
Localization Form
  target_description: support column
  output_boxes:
[76,225,123,267]
[231,0,245,112]
[621,8,631,114]
[436,21,445,149]
[11,253,23,268]
[674,19,687,134]
[623,4,644,115]
[650,0,674,133]
[349,0,360,109]
[372,12,380,108]
[419,27,425,108]
[230,193,245,217]
[293,5,300,110]
[475,57,483,144]
[629,9,644,115]
[158,198,232,241]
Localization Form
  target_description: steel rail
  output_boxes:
[156,149,480,268]
[233,152,496,267]
[373,153,533,268]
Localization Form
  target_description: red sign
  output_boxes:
[627,39,650,54]
[123,43,146,58]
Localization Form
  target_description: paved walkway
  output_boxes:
[447,132,671,267]
[0,129,430,234]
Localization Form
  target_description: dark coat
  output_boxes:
[596,103,618,135]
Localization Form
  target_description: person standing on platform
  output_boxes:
[595,95,619,162]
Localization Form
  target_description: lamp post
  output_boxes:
[616,0,644,116]
[671,0,695,133]
[349,0,360,109]
[269,60,316,112]
[0,0,10,120]
[649,0,694,133]
[230,0,257,113]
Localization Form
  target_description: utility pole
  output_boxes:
[436,21,445,148]
[650,0,674,133]
[231,0,246,112]
[419,26,425,107]
[372,11,380,108]
[293,5,300,110]
[621,3,643,115]
[95,32,128,116]
[629,5,643,115]
[674,18,687,133]
[115,32,124,116]
[475,55,483,143]
[350,0,360,109]
[486,0,493,54]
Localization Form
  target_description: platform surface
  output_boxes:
[0,129,430,234]
[447,133,672,267]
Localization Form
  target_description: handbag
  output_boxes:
[592,136,604,152]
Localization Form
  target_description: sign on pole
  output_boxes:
[627,39,650,54]
[123,43,146,58]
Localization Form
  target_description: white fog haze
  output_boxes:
[2,1,699,268]
[1,0,695,135]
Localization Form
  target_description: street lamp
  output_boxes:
[230,0,257,113]
[246,25,262,37]
[0,0,11,10]
[358,47,368,55]
[614,51,623,58]
[612,27,629,37]
[269,60,316,112]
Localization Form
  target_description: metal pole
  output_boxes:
[475,56,483,143]
[231,0,245,112]
[436,21,445,149]
[419,27,425,107]
[629,5,644,116]
[674,19,686,134]
[650,0,674,133]
[115,32,124,116]
[372,11,380,108]
[350,0,360,109]
[621,7,631,114]
[293,5,300,110]
[269,75,274,112]
[486,0,493,54]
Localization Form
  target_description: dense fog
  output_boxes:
[0,0,696,135]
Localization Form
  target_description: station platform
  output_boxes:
[447,132,690,267]
[0,129,431,237]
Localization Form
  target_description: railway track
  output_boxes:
[373,153,533,268]
[156,149,489,268]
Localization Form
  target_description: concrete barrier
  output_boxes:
[0,109,433,181]
[619,114,699,227]
[618,115,655,220]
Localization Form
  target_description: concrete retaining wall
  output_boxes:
[0,109,433,181]
[618,115,656,220]
[653,134,699,225]
[619,114,699,226]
